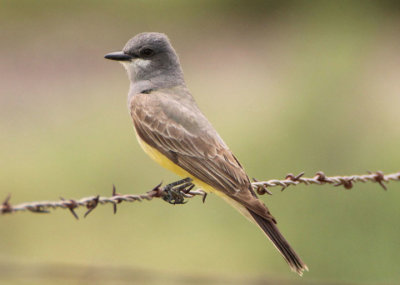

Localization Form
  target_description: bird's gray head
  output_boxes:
[105,32,185,92]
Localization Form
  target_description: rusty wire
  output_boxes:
[251,170,400,194]
[1,171,399,218]
[0,178,204,218]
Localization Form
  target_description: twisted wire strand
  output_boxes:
[251,171,400,194]
[1,171,398,217]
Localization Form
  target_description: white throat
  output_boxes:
[120,59,152,82]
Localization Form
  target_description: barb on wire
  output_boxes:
[0,178,203,218]
[251,170,400,192]
[1,171,399,218]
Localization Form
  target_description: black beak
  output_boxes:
[104,51,133,61]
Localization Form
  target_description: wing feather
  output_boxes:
[130,92,250,195]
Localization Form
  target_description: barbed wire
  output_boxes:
[251,170,400,194]
[1,171,398,218]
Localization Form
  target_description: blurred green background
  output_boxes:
[1,0,400,284]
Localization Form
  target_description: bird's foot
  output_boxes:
[162,177,194,205]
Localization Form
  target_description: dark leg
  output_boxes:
[162,177,194,205]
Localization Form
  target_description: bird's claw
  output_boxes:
[162,177,193,205]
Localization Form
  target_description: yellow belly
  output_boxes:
[136,135,215,193]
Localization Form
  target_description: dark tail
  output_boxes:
[248,209,308,275]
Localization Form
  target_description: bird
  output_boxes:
[104,32,307,275]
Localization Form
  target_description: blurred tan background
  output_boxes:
[1,0,400,284]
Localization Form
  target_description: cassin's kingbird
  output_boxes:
[105,32,307,275]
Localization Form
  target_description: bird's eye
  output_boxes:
[140,48,154,57]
